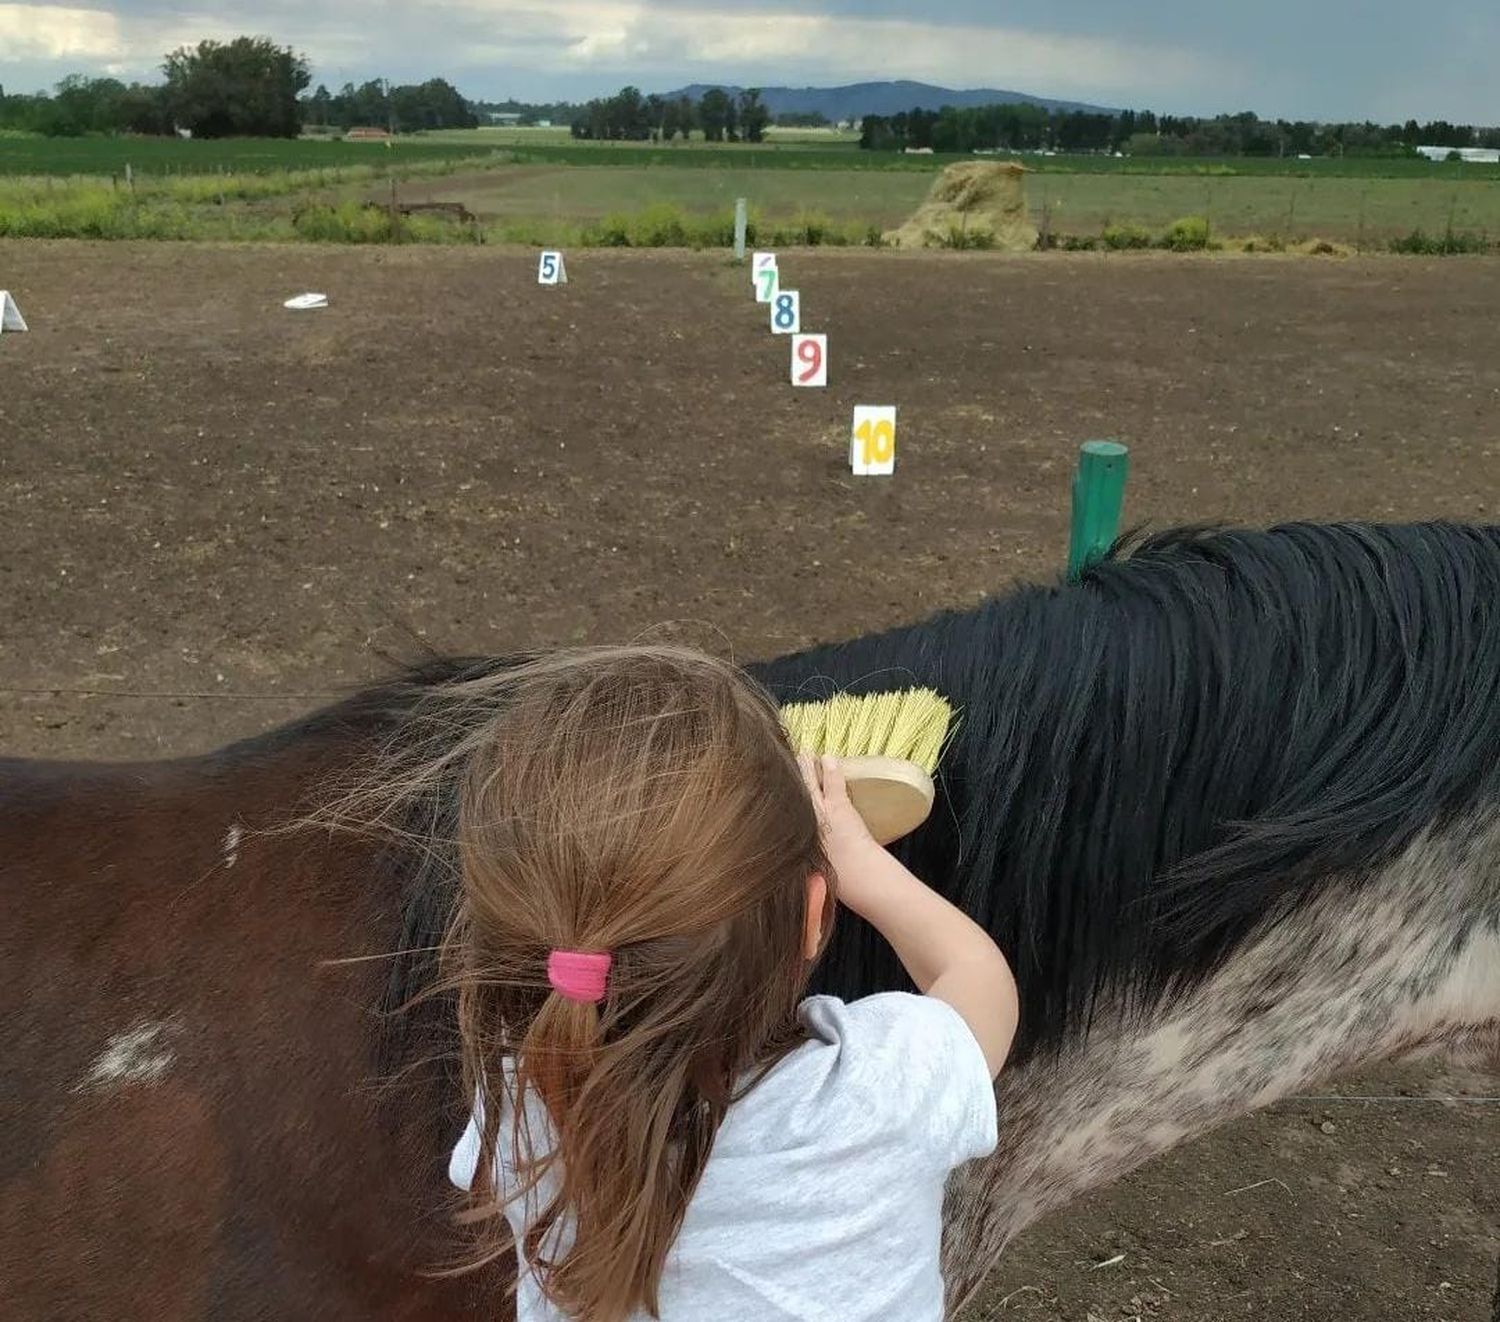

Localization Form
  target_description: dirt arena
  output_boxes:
[4,240,1498,1320]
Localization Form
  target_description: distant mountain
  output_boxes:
[659,81,1118,121]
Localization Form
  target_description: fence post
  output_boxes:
[733,197,747,261]
[1066,440,1129,580]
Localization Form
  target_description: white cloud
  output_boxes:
[404,0,1227,104]
[1,0,1491,119]
[0,4,122,61]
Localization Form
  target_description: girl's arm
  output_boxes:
[803,754,1019,1077]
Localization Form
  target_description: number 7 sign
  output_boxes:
[790,334,827,387]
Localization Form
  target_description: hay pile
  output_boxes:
[884,160,1036,252]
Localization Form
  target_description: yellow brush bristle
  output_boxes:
[779,688,957,773]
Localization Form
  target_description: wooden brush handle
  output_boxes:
[838,756,937,845]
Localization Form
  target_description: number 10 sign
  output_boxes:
[791,334,827,387]
[850,406,896,476]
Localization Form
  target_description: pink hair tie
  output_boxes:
[547,949,612,1004]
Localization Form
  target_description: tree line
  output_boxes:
[0,37,473,139]
[860,104,1500,156]
[568,86,772,142]
[301,80,476,133]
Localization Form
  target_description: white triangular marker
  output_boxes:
[538,251,567,285]
[0,291,27,333]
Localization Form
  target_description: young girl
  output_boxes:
[445,645,1018,1321]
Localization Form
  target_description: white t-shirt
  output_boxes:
[448,992,998,1322]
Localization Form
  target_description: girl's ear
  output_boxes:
[803,871,828,961]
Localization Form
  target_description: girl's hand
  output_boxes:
[798,754,887,908]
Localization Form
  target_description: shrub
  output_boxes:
[1389,228,1491,255]
[627,202,689,247]
[1161,214,1211,251]
[770,211,838,246]
[292,202,398,243]
[935,222,995,250]
[1101,222,1153,250]
[585,213,633,247]
[685,210,740,248]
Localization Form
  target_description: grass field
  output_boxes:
[384,161,1500,243]
[1,128,1497,248]
[0,135,503,176]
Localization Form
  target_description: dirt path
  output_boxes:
[3,241,1497,1319]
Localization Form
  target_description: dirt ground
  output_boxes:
[3,241,1498,1320]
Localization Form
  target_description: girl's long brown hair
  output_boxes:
[443,645,832,1321]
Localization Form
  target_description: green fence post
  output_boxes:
[1066,440,1130,580]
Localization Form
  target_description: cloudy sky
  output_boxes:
[2,0,1495,121]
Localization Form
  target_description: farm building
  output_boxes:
[1415,145,1500,163]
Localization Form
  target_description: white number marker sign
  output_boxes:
[752,251,778,302]
[850,406,896,476]
[791,333,827,387]
[537,250,567,285]
[770,290,800,335]
[0,290,27,333]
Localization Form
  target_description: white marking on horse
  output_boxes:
[74,1020,177,1094]
[223,822,243,869]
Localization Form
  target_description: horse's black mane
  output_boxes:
[298,521,1500,1061]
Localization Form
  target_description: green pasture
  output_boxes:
[394,165,933,227]
[0,127,1496,247]
[414,130,1500,182]
[415,125,861,148]
[1030,171,1500,243]
[389,161,1500,244]
[0,134,502,177]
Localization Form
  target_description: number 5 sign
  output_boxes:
[791,334,827,387]
[537,250,567,285]
[850,406,896,476]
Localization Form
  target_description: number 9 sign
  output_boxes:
[791,334,827,387]
[850,406,896,476]
[770,290,800,335]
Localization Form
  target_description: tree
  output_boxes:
[698,88,731,142]
[389,78,476,132]
[738,88,770,143]
[644,93,666,140]
[116,84,167,134]
[161,37,309,138]
[50,75,127,135]
[305,83,333,127]
[775,111,829,128]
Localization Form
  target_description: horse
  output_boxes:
[3,521,1498,1320]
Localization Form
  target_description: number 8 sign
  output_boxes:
[770,290,799,335]
[850,406,896,476]
[791,334,827,387]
